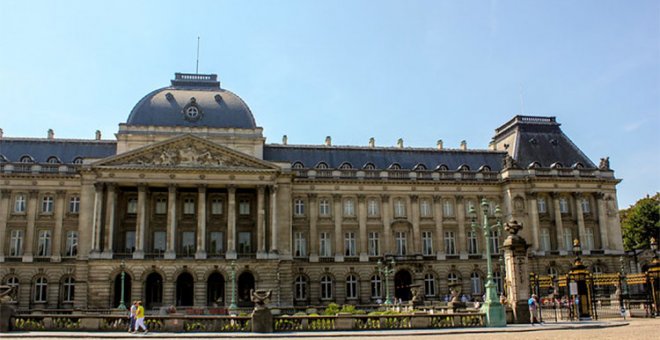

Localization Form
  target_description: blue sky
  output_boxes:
[0,0,658,208]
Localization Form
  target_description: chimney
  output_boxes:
[436,139,443,150]
[282,135,288,145]
[397,138,404,148]
[325,136,332,146]
[488,141,496,150]
[47,129,55,140]
[368,137,375,148]
[460,140,467,150]
[95,130,102,140]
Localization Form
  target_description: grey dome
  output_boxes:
[126,73,257,129]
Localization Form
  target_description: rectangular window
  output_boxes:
[9,230,24,256]
[209,231,224,255]
[444,231,456,255]
[183,198,195,215]
[294,199,305,216]
[319,199,330,217]
[153,231,166,253]
[65,231,78,257]
[467,231,479,255]
[559,198,569,214]
[368,232,380,256]
[37,230,52,257]
[395,231,407,256]
[344,232,356,256]
[181,231,195,255]
[563,229,573,251]
[211,198,223,215]
[125,231,136,253]
[239,200,250,215]
[155,198,167,215]
[537,198,547,214]
[127,198,138,214]
[394,199,406,218]
[238,231,251,253]
[422,231,433,256]
[343,199,355,217]
[368,199,379,217]
[42,196,54,213]
[465,200,475,214]
[489,230,500,254]
[319,232,331,257]
[443,200,454,217]
[581,199,591,214]
[294,231,307,257]
[69,196,80,213]
[540,228,551,251]
[14,194,26,213]
[63,278,75,303]
[585,228,595,250]
[420,200,432,217]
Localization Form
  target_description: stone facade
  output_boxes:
[0,73,624,311]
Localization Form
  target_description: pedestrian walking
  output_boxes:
[128,301,137,332]
[528,294,539,325]
[133,301,148,334]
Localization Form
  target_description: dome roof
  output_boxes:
[126,73,257,129]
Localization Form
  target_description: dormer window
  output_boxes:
[20,155,33,163]
[47,156,60,164]
[72,157,83,165]
[292,162,304,169]
[363,163,376,170]
[182,97,202,122]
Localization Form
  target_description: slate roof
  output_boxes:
[0,138,116,163]
[264,145,507,171]
[494,116,596,169]
[125,73,257,129]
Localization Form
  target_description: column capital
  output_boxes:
[332,194,342,202]
[168,184,177,193]
[380,194,390,201]
[94,182,104,191]
[432,195,442,203]
[55,190,66,198]
[526,192,538,199]
[227,185,237,194]
[106,183,117,192]
[410,194,418,203]
[455,195,463,203]
[269,185,278,194]
[307,192,317,201]
[595,192,605,200]
[357,194,366,203]
[256,185,266,194]
[137,184,148,192]
[572,192,583,199]
[0,189,10,198]
[198,184,207,193]
[550,192,561,199]
[28,190,39,199]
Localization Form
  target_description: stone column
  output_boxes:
[22,190,39,262]
[51,190,66,262]
[269,185,279,257]
[551,193,566,254]
[226,185,237,259]
[358,194,368,261]
[333,194,343,261]
[456,196,467,259]
[0,189,9,262]
[381,194,391,255]
[133,184,147,259]
[195,185,207,259]
[164,185,177,259]
[502,220,532,324]
[596,193,610,250]
[102,184,117,258]
[411,195,421,255]
[433,195,445,260]
[574,193,587,253]
[256,185,267,259]
[308,193,319,262]
[90,183,104,257]
[527,192,541,253]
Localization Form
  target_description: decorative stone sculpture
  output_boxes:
[0,285,17,332]
[250,289,273,333]
[502,154,519,170]
[447,283,466,312]
[599,157,610,170]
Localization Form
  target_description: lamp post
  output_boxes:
[377,258,395,305]
[118,260,127,310]
[468,198,506,327]
[619,256,628,319]
[229,260,237,310]
[649,237,659,316]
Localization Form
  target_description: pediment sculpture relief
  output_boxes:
[131,143,250,168]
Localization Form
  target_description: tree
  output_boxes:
[620,193,660,251]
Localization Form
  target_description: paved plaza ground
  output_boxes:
[2,318,659,340]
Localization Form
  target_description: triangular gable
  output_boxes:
[92,134,279,170]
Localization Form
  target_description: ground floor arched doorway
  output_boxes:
[237,272,255,307]
[113,273,132,308]
[207,272,225,306]
[176,272,194,306]
[145,272,163,310]
[394,269,412,302]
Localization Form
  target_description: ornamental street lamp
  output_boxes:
[468,198,506,327]
[229,260,237,310]
[648,237,659,316]
[377,258,396,305]
[118,260,127,310]
[619,256,628,319]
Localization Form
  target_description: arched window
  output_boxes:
[339,162,353,169]
[34,277,48,303]
[320,275,333,300]
[370,275,382,299]
[20,155,33,163]
[470,272,482,295]
[46,156,61,164]
[72,157,84,165]
[62,277,75,303]
[424,273,436,297]
[315,162,329,169]
[346,274,358,300]
[294,276,307,300]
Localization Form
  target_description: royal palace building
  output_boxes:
[0,73,624,311]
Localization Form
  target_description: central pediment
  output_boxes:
[92,134,279,171]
